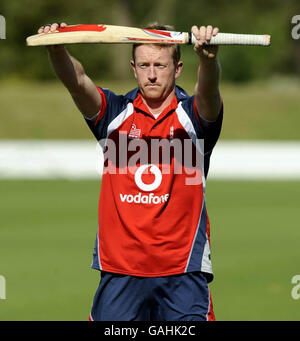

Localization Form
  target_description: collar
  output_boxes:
[133,92,178,120]
[125,85,189,102]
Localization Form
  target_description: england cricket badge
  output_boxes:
[129,123,141,139]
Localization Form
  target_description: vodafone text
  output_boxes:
[120,192,169,205]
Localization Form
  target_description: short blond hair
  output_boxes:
[132,23,181,67]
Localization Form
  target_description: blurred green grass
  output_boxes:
[0,179,299,320]
[1,77,300,140]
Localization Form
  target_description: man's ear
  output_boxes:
[175,61,183,80]
[130,60,137,79]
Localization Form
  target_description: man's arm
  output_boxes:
[38,23,101,119]
[192,25,222,122]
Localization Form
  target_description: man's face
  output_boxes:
[131,45,183,103]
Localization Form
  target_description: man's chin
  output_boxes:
[142,88,162,101]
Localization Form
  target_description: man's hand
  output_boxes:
[192,25,219,59]
[38,22,68,51]
[37,22,67,34]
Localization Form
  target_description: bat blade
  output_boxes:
[26,24,188,46]
[26,24,271,47]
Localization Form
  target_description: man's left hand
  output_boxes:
[192,25,219,59]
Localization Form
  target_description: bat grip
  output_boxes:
[190,32,271,46]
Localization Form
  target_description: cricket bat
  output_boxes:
[26,24,271,47]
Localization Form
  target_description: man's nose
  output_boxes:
[148,66,157,81]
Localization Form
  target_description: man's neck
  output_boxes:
[141,88,176,117]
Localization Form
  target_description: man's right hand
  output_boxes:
[37,22,67,34]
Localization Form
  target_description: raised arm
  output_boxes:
[38,22,101,119]
[192,25,222,122]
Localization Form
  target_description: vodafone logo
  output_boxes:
[120,164,169,205]
[134,164,162,192]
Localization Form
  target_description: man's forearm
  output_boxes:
[47,45,85,94]
[39,23,101,118]
[195,57,222,121]
[192,25,222,121]
[197,57,221,97]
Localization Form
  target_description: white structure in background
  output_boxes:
[0,140,103,179]
[0,140,300,180]
[209,141,300,180]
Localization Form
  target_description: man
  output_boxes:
[38,22,223,321]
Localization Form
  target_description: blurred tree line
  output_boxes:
[0,0,299,83]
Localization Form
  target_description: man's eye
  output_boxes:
[139,64,148,69]
[156,64,167,69]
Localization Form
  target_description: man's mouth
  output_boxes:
[146,83,160,87]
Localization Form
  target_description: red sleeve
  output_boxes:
[94,87,107,126]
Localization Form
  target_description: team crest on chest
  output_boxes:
[129,123,141,139]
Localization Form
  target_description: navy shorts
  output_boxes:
[89,271,215,321]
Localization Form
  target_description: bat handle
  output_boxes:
[190,32,271,46]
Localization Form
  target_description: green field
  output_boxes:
[0,179,299,321]
[1,77,300,140]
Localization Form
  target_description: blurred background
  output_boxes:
[0,0,300,321]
